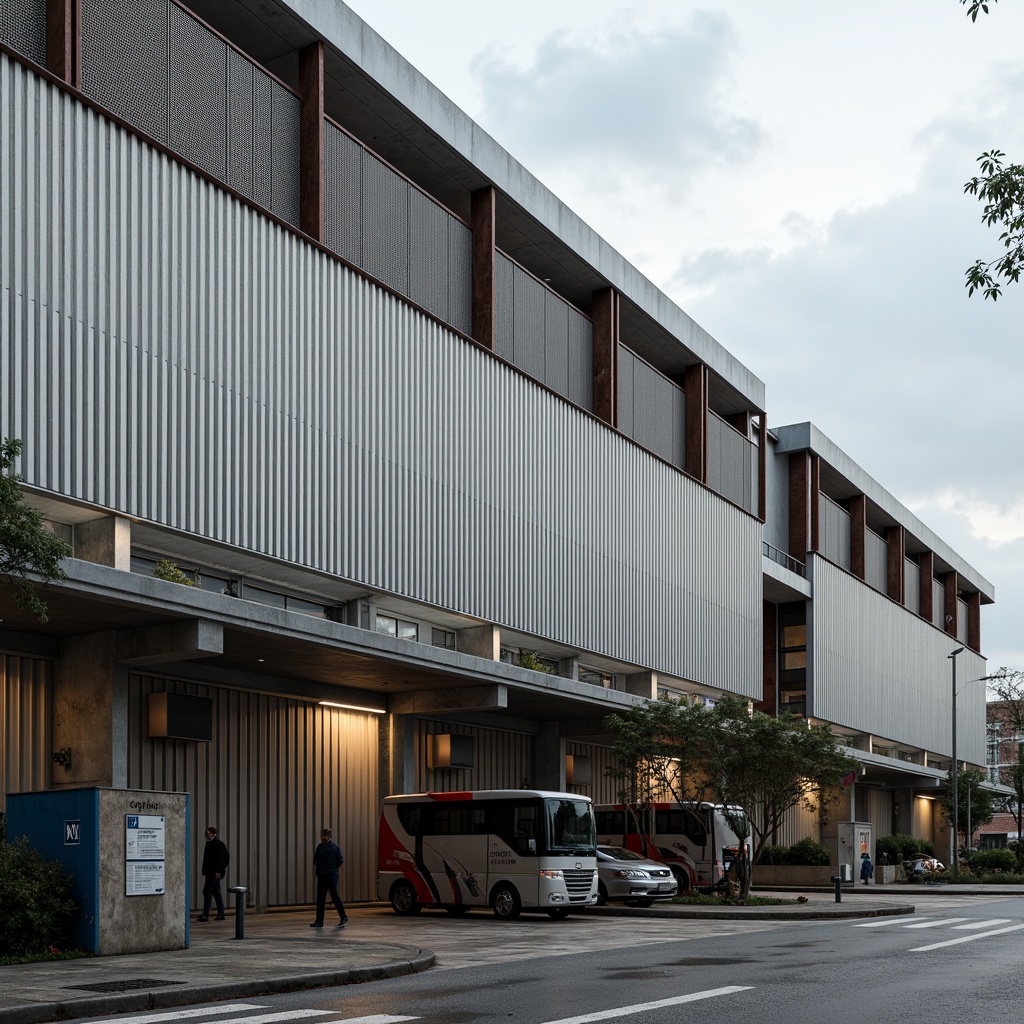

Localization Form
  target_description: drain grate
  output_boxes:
[64,979,186,993]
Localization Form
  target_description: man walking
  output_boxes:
[197,825,230,921]
[310,827,348,928]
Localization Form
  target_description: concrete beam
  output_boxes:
[390,684,508,715]
[75,516,131,571]
[116,620,224,666]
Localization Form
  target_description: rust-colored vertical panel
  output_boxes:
[944,572,959,638]
[755,600,777,715]
[46,0,78,84]
[471,186,495,350]
[788,451,808,558]
[299,41,324,242]
[849,494,866,580]
[757,415,767,523]
[967,591,981,652]
[591,287,618,427]
[683,363,707,482]
[886,525,905,605]
[919,551,934,622]
[809,455,820,553]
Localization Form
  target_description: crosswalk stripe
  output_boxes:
[903,918,970,929]
[202,1012,335,1024]
[911,922,1024,951]
[81,1006,270,1024]
[539,987,754,1024]
[952,919,1012,930]
[853,918,905,927]
[340,1017,419,1023]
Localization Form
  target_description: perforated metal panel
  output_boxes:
[81,0,169,144]
[0,0,45,66]
[408,186,449,320]
[324,121,362,266]
[905,558,921,615]
[544,292,570,398]
[447,219,472,335]
[270,81,300,226]
[708,411,753,511]
[494,253,515,362]
[168,3,227,181]
[820,495,851,569]
[932,578,945,628]
[511,263,545,381]
[865,529,887,593]
[567,310,592,412]
[617,345,635,436]
[362,154,409,294]
[251,67,274,210]
[226,47,254,196]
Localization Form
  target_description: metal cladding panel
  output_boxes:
[1,60,761,688]
[251,65,273,210]
[820,495,851,570]
[323,120,362,266]
[957,599,968,643]
[904,558,921,615]
[809,557,986,764]
[127,674,379,906]
[269,81,300,227]
[621,351,683,470]
[708,411,753,513]
[494,252,515,362]
[0,0,45,65]
[544,291,570,398]
[773,799,821,848]
[617,344,635,436]
[566,741,616,803]
[0,654,51,811]
[447,217,472,336]
[932,579,945,628]
[408,186,450,322]
[226,48,255,197]
[865,529,887,594]
[412,719,533,793]
[511,262,546,381]
[81,0,169,145]
[567,309,593,412]
[362,153,409,295]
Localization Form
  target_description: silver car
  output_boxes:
[595,845,678,905]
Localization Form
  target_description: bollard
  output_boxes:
[832,875,842,903]
[228,885,248,939]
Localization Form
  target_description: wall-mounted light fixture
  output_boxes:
[565,754,592,786]
[318,700,386,715]
[427,733,474,769]
[52,747,72,771]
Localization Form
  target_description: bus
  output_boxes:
[378,790,599,919]
[593,802,750,893]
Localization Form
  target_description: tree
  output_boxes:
[940,765,996,853]
[985,667,1024,870]
[960,0,1024,300]
[606,695,859,898]
[0,438,72,622]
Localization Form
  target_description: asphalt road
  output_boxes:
[62,893,1024,1024]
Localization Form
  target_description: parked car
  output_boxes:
[595,845,678,905]
[903,855,945,874]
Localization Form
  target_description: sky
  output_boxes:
[343,0,1024,672]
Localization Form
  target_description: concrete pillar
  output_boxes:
[456,624,500,660]
[533,722,565,792]
[558,656,579,681]
[75,516,131,571]
[387,714,416,796]
[624,672,657,700]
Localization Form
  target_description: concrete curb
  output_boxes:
[579,904,914,921]
[0,951,436,1024]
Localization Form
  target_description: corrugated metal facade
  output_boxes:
[0,0,44,65]
[771,797,821,848]
[411,719,533,793]
[856,786,892,855]
[809,557,987,764]
[0,653,51,811]
[0,55,763,692]
[126,673,380,907]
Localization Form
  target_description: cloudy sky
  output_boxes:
[344,0,1024,672]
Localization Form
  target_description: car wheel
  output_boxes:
[390,879,422,915]
[596,881,609,906]
[491,882,522,920]
[669,866,690,895]
[444,904,471,915]
[546,907,571,920]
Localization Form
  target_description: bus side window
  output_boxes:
[684,810,707,846]
[595,811,621,834]
[513,805,537,854]
[397,804,424,836]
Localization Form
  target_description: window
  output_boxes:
[376,614,418,641]
[431,628,456,650]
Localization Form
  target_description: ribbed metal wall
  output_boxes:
[809,557,986,764]
[856,787,892,853]
[905,559,921,615]
[323,120,472,336]
[78,0,300,226]
[0,653,51,811]
[819,495,851,570]
[494,252,593,410]
[0,54,762,691]
[864,529,887,594]
[773,798,821,848]
[411,719,533,793]
[0,0,45,65]
[127,673,379,907]
[617,346,685,470]
[565,741,617,803]
[707,410,756,514]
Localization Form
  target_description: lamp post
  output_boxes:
[949,647,964,872]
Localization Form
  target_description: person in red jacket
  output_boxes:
[197,825,230,921]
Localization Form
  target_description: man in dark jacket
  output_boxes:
[310,827,348,928]
[197,825,230,921]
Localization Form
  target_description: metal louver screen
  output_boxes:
[409,187,451,321]
[362,154,410,294]
[270,81,300,226]
[904,558,921,615]
[511,263,546,381]
[618,347,683,469]
[544,292,570,397]
[567,311,592,411]
[448,219,472,335]
[226,48,255,196]
[0,0,46,66]
[494,253,516,362]
[864,529,888,594]
[324,121,362,266]
[708,411,753,512]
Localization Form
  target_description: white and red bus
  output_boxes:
[378,790,599,919]
[594,802,750,892]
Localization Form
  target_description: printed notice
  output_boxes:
[125,815,166,896]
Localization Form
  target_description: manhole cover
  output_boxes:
[64,979,185,993]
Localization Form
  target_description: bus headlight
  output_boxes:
[539,869,564,880]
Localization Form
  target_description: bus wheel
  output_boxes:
[444,905,471,915]
[546,907,571,920]
[596,881,609,906]
[390,880,422,915]
[490,883,522,920]
[670,866,690,895]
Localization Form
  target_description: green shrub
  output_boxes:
[875,835,903,865]
[152,560,198,586]
[969,848,1018,873]
[783,836,831,866]
[757,844,788,865]
[919,839,935,856]
[0,837,78,957]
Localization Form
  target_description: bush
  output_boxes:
[969,848,1018,874]
[0,837,78,957]
[875,835,903,865]
[757,844,788,866]
[783,836,831,866]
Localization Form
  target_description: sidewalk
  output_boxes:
[3,886,1004,1024]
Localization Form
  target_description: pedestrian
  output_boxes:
[310,827,348,929]
[860,851,874,886]
[197,825,230,921]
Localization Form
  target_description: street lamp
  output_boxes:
[949,647,964,872]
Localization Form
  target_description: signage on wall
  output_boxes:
[64,820,81,845]
[125,814,166,896]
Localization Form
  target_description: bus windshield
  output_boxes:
[543,798,596,855]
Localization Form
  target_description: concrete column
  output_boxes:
[75,516,131,571]
[533,722,566,791]
[299,41,325,242]
[456,624,500,660]
[591,287,619,427]
[557,656,579,681]
[387,714,416,796]
[471,186,496,350]
[624,672,657,700]
[757,600,777,716]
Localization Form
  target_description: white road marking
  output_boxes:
[79,1007,270,1024]
[911,922,1024,951]
[539,987,754,1024]
[853,918,906,927]
[341,1018,419,1024]
[952,919,1012,930]
[903,918,970,929]
[194,1012,336,1024]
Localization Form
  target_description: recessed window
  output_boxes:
[377,614,418,641]
[431,628,456,650]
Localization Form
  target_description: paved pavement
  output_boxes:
[1,884,1017,1024]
